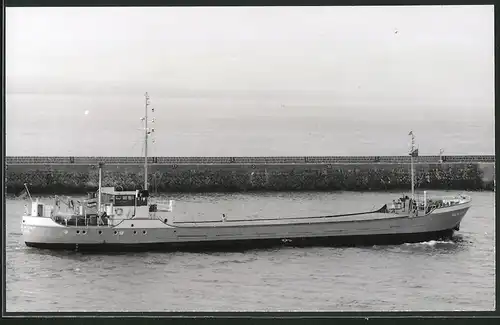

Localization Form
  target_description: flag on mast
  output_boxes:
[408,130,418,156]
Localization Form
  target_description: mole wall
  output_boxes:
[5,156,495,194]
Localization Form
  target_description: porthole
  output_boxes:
[131,224,134,227]
[114,231,118,235]
[76,230,80,234]
[133,230,137,235]
[82,230,87,235]
[142,230,147,235]
[98,230,102,235]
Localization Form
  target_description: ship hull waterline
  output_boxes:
[21,203,470,252]
[25,228,459,252]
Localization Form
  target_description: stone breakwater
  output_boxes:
[5,156,495,194]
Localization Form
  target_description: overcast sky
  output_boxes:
[6,5,494,109]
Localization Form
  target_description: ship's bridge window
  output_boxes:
[114,195,135,206]
[137,196,148,206]
[136,190,149,206]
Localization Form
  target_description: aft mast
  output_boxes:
[144,92,149,191]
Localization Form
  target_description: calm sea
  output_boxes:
[5,93,495,311]
[6,93,495,157]
[6,190,495,312]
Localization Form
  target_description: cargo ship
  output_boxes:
[20,94,471,252]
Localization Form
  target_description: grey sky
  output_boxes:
[7,5,494,108]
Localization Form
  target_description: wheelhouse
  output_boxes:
[85,188,149,208]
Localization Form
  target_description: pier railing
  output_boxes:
[5,155,495,165]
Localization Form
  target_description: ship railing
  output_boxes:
[54,195,83,214]
[414,194,470,213]
[51,209,107,227]
[440,194,471,205]
[386,201,405,213]
[385,199,435,216]
[155,200,174,212]
[387,195,432,214]
[51,196,107,227]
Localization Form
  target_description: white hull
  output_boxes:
[21,200,471,251]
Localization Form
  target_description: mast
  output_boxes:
[98,162,103,212]
[409,131,416,201]
[439,148,444,163]
[144,92,150,191]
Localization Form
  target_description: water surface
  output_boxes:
[6,190,495,312]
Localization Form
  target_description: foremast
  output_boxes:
[98,162,103,213]
[408,131,418,201]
